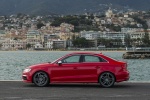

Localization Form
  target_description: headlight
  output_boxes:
[23,68,31,73]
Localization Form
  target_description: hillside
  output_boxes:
[0,0,150,15]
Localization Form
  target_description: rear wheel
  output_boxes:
[99,72,115,88]
[33,71,49,87]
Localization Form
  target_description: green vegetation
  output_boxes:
[132,16,148,29]
[37,22,45,29]
[97,38,122,48]
[104,24,121,32]
[51,15,99,32]
[26,43,31,49]
[124,34,132,47]
[72,37,89,47]
[142,30,150,46]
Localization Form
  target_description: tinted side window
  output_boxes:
[83,55,107,62]
[62,55,80,63]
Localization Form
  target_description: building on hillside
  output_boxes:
[121,28,150,46]
[34,43,44,49]
[80,31,100,40]
[105,8,114,18]
[45,39,66,49]
[121,28,143,33]
[53,40,66,49]
[80,31,100,47]
[60,23,74,33]
[99,32,126,45]
[26,30,42,47]
[121,28,150,40]
[0,30,6,43]
[44,34,59,43]
[59,32,75,40]
[45,40,53,49]
[2,39,27,50]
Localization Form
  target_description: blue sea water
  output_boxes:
[0,51,150,82]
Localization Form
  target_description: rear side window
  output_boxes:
[83,55,107,62]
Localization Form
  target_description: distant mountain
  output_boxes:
[0,0,150,15]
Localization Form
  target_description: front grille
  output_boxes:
[23,76,27,80]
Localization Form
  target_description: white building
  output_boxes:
[121,28,149,40]
[45,40,53,49]
[45,40,66,49]
[2,39,27,50]
[34,43,43,49]
[121,28,143,33]
[80,31,100,40]
[105,8,114,18]
[99,32,126,45]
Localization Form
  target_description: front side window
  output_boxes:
[61,55,80,63]
[83,55,107,62]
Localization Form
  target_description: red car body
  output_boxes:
[22,52,129,87]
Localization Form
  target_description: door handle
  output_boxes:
[95,66,100,69]
[74,67,77,69]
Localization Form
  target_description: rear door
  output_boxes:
[76,55,107,82]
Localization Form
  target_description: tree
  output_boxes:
[14,37,18,40]
[26,43,31,49]
[97,38,107,46]
[97,38,113,47]
[80,15,86,19]
[37,22,45,29]
[142,30,150,46]
[133,16,148,29]
[69,20,79,26]
[112,39,122,47]
[51,20,61,27]
[72,37,88,47]
[124,34,131,47]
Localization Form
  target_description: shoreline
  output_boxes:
[0,50,127,52]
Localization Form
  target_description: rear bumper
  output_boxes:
[116,71,129,82]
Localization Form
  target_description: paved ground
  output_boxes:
[0,81,150,100]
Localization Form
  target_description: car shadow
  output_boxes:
[23,83,132,89]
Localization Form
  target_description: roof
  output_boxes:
[67,52,103,55]
[27,30,40,34]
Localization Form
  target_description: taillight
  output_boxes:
[122,64,127,71]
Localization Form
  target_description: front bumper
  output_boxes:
[22,73,32,83]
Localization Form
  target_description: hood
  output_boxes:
[28,62,53,69]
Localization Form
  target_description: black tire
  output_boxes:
[99,72,115,88]
[33,71,49,87]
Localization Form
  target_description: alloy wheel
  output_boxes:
[33,71,49,87]
[99,72,115,88]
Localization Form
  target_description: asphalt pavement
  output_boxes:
[0,81,150,100]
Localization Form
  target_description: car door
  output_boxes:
[50,55,81,82]
[76,55,108,82]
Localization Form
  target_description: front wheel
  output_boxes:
[33,71,49,87]
[99,72,115,88]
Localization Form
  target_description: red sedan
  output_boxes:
[22,52,129,88]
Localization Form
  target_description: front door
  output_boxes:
[50,55,81,82]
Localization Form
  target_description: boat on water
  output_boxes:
[123,47,150,59]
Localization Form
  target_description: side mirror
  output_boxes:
[58,61,62,66]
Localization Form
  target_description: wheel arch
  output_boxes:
[32,70,50,83]
[98,71,116,83]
